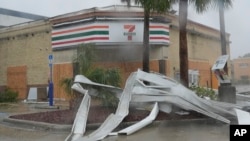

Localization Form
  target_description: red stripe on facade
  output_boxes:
[150,26,169,30]
[150,37,169,40]
[52,26,109,35]
[52,37,109,46]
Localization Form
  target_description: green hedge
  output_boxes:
[0,88,18,103]
[189,85,217,100]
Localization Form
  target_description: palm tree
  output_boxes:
[212,0,233,75]
[60,44,121,109]
[212,0,233,55]
[178,0,233,87]
[178,0,189,87]
[121,0,131,7]
[121,0,174,73]
[178,0,212,87]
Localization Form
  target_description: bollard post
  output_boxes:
[218,83,236,104]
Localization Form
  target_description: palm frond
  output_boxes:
[60,78,74,95]
[73,43,96,75]
[212,0,233,9]
[189,0,212,13]
[121,0,132,7]
[61,43,122,108]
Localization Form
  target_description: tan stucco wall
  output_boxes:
[0,20,52,86]
[166,15,231,79]
[232,57,250,82]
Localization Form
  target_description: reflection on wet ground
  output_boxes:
[0,119,229,141]
[0,125,67,141]
[103,120,229,141]
[0,102,68,141]
[0,102,229,141]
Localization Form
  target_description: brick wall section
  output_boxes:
[7,66,27,99]
[0,21,52,87]
[0,36,8,86]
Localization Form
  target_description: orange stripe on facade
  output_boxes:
[52,25,109,35]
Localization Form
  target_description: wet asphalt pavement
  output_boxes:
[0,102,68,141]
[0,102,230,141]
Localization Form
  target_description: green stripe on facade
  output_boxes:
[52,31,109,41]
[150,31,169,35]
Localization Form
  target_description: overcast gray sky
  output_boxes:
[1,0,249,59]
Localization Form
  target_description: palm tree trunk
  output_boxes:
[219,2,228,74]
[179,0,189,87]
[143,8,150,73]
[219,2,227,55]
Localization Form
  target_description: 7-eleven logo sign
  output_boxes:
[124,25,136,41]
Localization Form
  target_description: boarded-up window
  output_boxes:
[7,66,27,99]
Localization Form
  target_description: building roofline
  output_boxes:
[0,7,47,20]
[187,19,230,36]
[49,5,225,34]
[0,5,227,36]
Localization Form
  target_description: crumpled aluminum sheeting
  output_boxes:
[135,70,235,120]
[74,75,122,98]
[75,72,136,141]
[132,95,230,123]
[237,94,250,102]
[66,69,250,141]
[235,108,250,124]
[116,102,159,135]
[65,84,91,141]
[236,94,250,107]
[135,70,249,124]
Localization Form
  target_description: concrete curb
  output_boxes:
[3,117,72,132]
[2,117,225,132]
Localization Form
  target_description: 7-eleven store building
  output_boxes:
[50,5,223,100]
[50,6,172,100]
[0,6,223,101]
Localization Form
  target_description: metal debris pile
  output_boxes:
[65,69,250,141]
